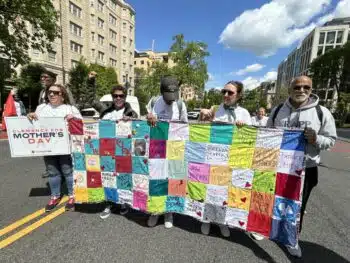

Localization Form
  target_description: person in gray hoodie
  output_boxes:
[264,76,337,258]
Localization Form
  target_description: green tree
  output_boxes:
[68,59,90,108]
[0,0,60,66]
[89,63,119,97]
[241,89,260,114]
[271,85,289,108]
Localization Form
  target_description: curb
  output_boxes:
[337,137,350,143]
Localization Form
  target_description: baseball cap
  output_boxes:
[160,76,179,101]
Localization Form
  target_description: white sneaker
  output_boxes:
[201,223,211,235]
[286,244,302,258]
[164,213,173,229]
[219,225,230,237]
[250,233,265,241]
[147,215,159,227]
[120,204,129,216]
[99,206,111,219]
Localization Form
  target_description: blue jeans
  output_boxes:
[44,155,73,198]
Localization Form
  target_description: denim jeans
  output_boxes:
[44,155,74,198]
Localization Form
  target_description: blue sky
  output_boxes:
[127,0,350,90]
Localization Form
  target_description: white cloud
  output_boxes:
[242,71,278,90]
[208,73,214,81]
[333,0,350,18]
[219,0,332,56]
[235,63,265,76]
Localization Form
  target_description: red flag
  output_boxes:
[1,92,17,131]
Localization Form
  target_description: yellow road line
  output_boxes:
[0,207,66,249]
[0,196,68,237]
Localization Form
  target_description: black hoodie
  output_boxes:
[100,102,138,119]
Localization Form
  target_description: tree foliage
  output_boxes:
[271,86,289,108]
[89,63,119,97]
[0,0,60,66]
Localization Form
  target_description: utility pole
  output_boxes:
[59,0,66,85]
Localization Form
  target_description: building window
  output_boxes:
[325,45,333,53]
[123,22,126,30]
[123,75,126,82]
[110,58,117,67]
[130,25,133,33]
[109,44,117,54]
[129,77,132,83]
[129,65,132,72]
[110,0,116,9]
[129,39,133,47]
[128,89,132,95]
[98,34,104,45]
[134,61,136,65]
[70,22,82,37]
[98,51,104,61]
[336,31,344,43]
[326,31,336,45]
[90,1,94,7]
[317,46,323,57]
[122,49,126,56]
[71,60,79,68]
[98,18,104,28]
[123,63,126,69]
[109,29,117,40]
[70,41,83,54]
[69,2,82,18]
[123,36,126,44]
[109,14,116,25]
[141,60,144,65]
[48,51,56,62]
[97,0,104,12]
[91,32,95,42]
[91,49,95,58]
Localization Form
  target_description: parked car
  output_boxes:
[188,109,200,120]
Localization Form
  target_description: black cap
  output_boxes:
[160,76,179,101]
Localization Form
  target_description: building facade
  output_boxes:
[257,81,276,110]
[276,17,350,108]
[24,0,135,95]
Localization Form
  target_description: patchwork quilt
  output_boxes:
[68,119,305,246]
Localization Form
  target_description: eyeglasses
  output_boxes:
[221,89,235,96]
[293,85,311,91]
[48,90,61,96]
[112,94,125,99]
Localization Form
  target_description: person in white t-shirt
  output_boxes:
[28,84,82,212]
[199,80,251,238]
[251,107,268,127]
[146,76,188,229]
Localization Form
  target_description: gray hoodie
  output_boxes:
[267,94,337,168]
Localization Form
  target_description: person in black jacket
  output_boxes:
[99,85,138,220]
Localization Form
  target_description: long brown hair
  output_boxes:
[44,84,71,105]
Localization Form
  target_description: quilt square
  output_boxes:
[84,139,99,155]
[252,147,280,171]
[225,208,249,230]
[115,156,132,173]
[273,196,301,223]
[118,189,133,206]
[250,191,275,217]
[166,140,185,160]
[256,128,283,149]
[184,141,206,163]
[252,171,276,194]
[187,181,206,202]
[101,172,117,188]
[116,121,132,138]
[149,159,168,179]
[149,179,168,196]
[68,118,83,135]
[168,122,189,140]
[228,187,251,210]
[247,210,272,237]
[74,187,88,203]
[87,171,102,188]
[168,179,187,196]
[166,196,185,213]
[149,139,166,159]
[88,188,105,202]
[205,144,230,165]
[100,156,115,172]
[277,150,305,176]
[205,185,229,206]
[132,174,149,193]
[99,120,116,138]
[147,196,166,214]
[232,126,257,147]
[84,122,99,139]
[115,138,132,156]
[132,120,150,139]
[228,147,255,169]
[132,157,149,175]
[184,198,204,220]
[73,171,87,188]
[270,219,298,247]
[85,155,100,172]
[73,152,86,171]
[168,160,188,179]
[104,188,118,202]
[210,123,234,145]
[132,139,149,157]
[231,169,254,189]
[188,162,210,183]
[117,173,133,190]
[71,135,84,153]
[275,173,302,201]
[203,203,226,224]
[150,122,169,140]
[281,131,305,152]
[133,191,148,211]
[189,123,211,143]
[100,138,116,156]
[209,165,232,186]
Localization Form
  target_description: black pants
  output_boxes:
[299,166,318,233]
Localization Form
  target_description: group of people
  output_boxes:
[21,69,336,259]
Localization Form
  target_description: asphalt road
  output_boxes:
[337,128,350,140]
[0,140,349,263]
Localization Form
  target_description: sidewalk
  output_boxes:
[0,130,8,140]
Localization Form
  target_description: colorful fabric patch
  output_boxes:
[205,144,230,165]
[168,179,187,196]
[228,187,251,210]
[101,172,117,188]
[149,179,168,196]
[188,162,210,183]
[99,120,116,138]
[187,181,206,201]
[189,124,211,143]
[115,156,132,173]
[132,174,149,193]
[115,138,132,156]
[150,122,169,140]
[74,187,88,203]
[256,128,283,149]
[85,155,100,172]
[209,165,232,186]
[184,198,204,220]
[118,189,133,206]
[228,147,255,169]
[117,173,133,190]
[231,169,254,189]
[147,196,166,214]
[87,171,102,188]
[273,196,301,223]
[205,185,229,206]
[73,171,87,188]
[210,123,234,145]
[247,210,272,237]
[149,139,167,159]
[252,171,276,194]
[277,150,305,176]
[132,139,148,157]
[168,160,188,179]
[270,219,298,247]
[132,157,149,175]
[166,196,185,213]
[84,139,99,155]
[116,121,132,138]
[275,173,302,201]
[71,135,84,153]
[168,122,189,140]
[100,156,115,172]
[185,142,206,163]
[203,203,226,224]
[132,120,150,139]
[73,152,86,171]
[166,140,185,160]
[88,188,105,202]
[99,138,116,156]
[232,126,257,147]
[133,191,148,211]
[225,207,249,230]
[104,188,118,202]
[83,122,99,139]
[250,191,274,216]
[68,118,84,135]
[281,131,305,152]
[252,147,280,171]
[149,159,168,179]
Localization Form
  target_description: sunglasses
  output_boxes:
[48,90,61,96]
[112,94,125,99]
[221,89,235,96]
[293,85,311,91]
